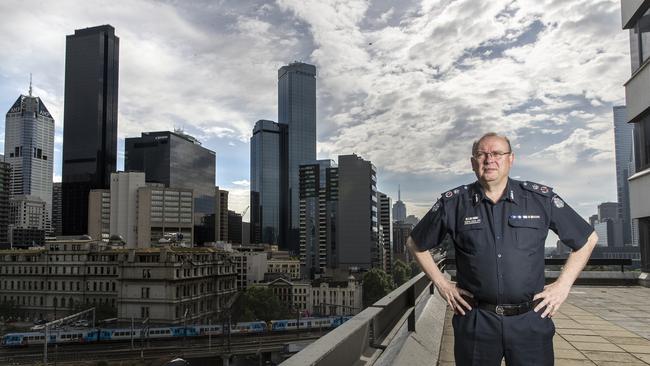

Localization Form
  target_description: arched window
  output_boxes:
[53,297,58,307]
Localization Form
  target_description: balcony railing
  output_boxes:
[283,255,640,366]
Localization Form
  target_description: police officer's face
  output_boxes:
[471,136,514,184]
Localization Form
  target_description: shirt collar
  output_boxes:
[471,178,519,206]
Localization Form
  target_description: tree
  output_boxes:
[392,259,411,286]
[231,287,291,323]
[409,261,422,277]
[362,268,395,307]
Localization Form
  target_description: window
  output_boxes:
[141,287,150,299]
[631,8,650,72]
[141,306,150,318]
[634,114,650,172]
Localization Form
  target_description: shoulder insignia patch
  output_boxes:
[552,195,564,208]
[441,184,470,201]
[521,181,553,197]
[432,199,442,212]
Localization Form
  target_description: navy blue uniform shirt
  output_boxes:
[410,178,593,305]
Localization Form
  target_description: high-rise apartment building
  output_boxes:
[392,186,407,223]
[621,1,650,274]
[278,62,317,254]
[378,192,393,273]
[299,160,337,279]
[62,25,119,236]
[4,87,54,233]
[250,120,288,246]
[613,106,636,245]
[228,210,242,244]
[125,130,215,245]
[336,154,381,271]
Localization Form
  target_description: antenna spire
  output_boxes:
[29,73,33,97]
[398,184,401,201]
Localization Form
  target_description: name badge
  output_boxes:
[464,216,481,225]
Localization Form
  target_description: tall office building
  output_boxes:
[336,154,381,271]
[621,0,650,274]
[392,186,407,223]
[227,210,242,244]
[613,106,637,246]
[378,192,393,273]
[125,130,216,245]
[137,185,194,246]
[88,189,110,242]
[62,25,119,235]
[250,120,288,245]
[278,62,317,254]
[52,182,62,237]
[299,159,337,279]
[4,86,55,233]
[110,172,146,248]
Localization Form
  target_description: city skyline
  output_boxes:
[0,0,628,231]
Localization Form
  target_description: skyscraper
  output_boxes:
[0,162,11,247]
[392,185,407,223]
[62,25,119,235]
[52,182,62,237]
[378,192,393,272]
[278,62,317,254]
[4,85,54,233]
[125,130,216,244]
[299,159,337,279]
[337,154,381,271]
[250,120,288,245]
[613,106,635,245]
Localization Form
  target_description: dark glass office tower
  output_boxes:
[250,120,288,246]
[125,131,216,244]
[62,25,119,235]
[278,62,316,254]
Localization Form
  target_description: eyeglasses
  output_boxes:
[473,151,511,161]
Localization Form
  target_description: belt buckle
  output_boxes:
[495,305,504,315]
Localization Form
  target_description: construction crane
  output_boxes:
[241,205,250,217]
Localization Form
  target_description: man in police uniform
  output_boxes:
[407,132,597,366]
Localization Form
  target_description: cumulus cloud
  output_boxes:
[0,0,628,224]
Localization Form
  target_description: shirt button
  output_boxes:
[497,254,502,258]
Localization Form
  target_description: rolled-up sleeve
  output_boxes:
[549,194,594,251]
[410,198,449,251]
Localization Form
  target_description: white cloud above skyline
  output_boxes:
[0,0,629,229]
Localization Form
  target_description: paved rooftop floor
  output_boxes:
[438,286,650,365]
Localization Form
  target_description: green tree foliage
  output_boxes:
[409,261,422,277]
[231,287,291,323]
[362,268,395,307]
[392,259,411,287]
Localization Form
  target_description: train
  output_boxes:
[1,316,352,348]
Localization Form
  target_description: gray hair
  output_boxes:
[472,132,512,156]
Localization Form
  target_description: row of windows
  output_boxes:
[0,265,117,276]
[1,279,116,293]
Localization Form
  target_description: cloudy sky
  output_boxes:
[0,0,630,240]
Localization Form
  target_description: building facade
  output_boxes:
[250,120,288,245]
[392,186,407,223]
[299,160,337,279]
[278,62,317,255]
[125,130,215,245]
[378,192,393,273]
[136,185,194,247]
[336,154,381,272]
[227,210,242,244]
[216,188,228,242]
[622,0,650,274]
[88,189,110,242]
[0,240,236,324]
[613,105,637,246]
[0,162,11,247]
[52,182,62,237]
[62,25,119,236]
[110,172,146,248]
[4,90,54,234]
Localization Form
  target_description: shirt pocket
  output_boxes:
[508,217,545,253]
[455,222,485,255]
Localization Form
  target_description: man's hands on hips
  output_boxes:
[434,278,474,315]
[533,281,572,318]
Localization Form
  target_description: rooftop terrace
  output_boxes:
[283,258,650,366]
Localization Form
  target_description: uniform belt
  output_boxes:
[465,297,543,316]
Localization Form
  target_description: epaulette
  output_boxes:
[440,184,470,201]
[520,181,553,197]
